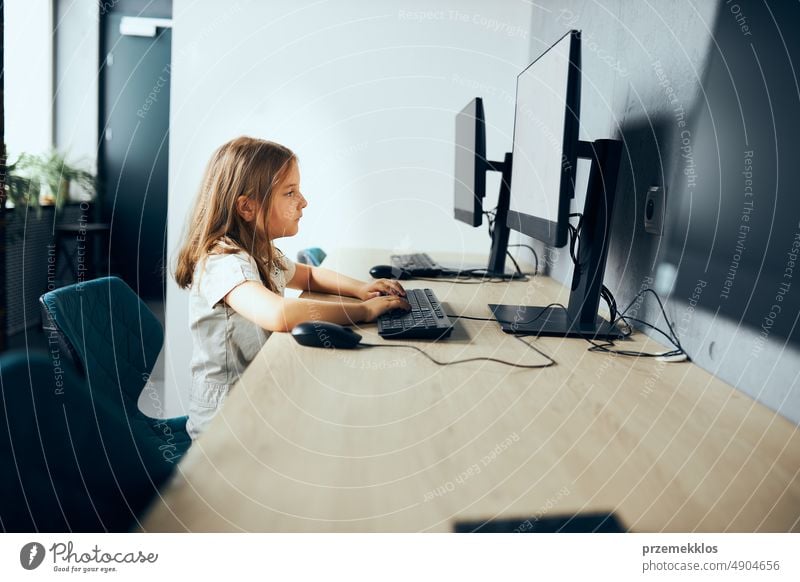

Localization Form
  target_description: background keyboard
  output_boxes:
[377,288,454,340]
[390,252,443,277]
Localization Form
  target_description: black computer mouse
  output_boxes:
[369,264,411,280]
[291,321,363,349]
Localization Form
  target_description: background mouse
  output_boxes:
[291,321,363,349]
[369,264,411,280]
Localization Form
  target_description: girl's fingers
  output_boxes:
[381,279,405,295]
[376,282,395,295]
[391,296,410,309]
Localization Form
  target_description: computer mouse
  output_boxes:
[369,264,411,280]
[291,321,363,349]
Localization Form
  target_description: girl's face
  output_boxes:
[266,161,307,240]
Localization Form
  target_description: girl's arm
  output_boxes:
[224,280,409,333]
[289,262,405,299]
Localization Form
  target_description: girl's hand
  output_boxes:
[360,294,411,322]
[357,279,407,300]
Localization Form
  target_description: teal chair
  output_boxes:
[0,351,173,531]
[296,247,326,266]
[39,276,190,463]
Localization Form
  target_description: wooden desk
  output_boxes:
[144,249,800,532]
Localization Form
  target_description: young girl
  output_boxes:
[174,136,409,438]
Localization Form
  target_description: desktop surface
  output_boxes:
[142,249,800,532]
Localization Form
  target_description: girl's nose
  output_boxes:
[300,193,308,208]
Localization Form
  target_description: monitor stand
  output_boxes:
[489,139,624,340]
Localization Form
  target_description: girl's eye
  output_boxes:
[286,191,295,197]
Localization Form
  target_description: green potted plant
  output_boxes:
[4,150,96,213]
[5,153,41,211]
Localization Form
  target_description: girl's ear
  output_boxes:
[235,195,257,222]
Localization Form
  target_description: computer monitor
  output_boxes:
[448,98,524,280]
[453,98,487,227]
[506,30,580,248]
[489,30,624,339]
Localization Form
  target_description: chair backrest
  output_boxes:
[39,276,163,405]
[0,351,173,532]
[296,247,327,266]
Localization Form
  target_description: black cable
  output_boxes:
[584,289,686,358]
[360,336,555,369]
[620,289,684,350]
[567,214,583,270]
[566,213,615,326]
[585,340,682,358]
[508,243,539,275]
[446,313,495,321]
[483,210,496,239]
[484,206,536,277]
[600,285,618,323]
[567,225,578,265]
[505,251,523,276]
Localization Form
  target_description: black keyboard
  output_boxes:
[390,252,443,277]
[377,288,454,340]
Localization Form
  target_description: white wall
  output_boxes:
[5,0,54,158]
[165,0,535,412]
[524,1,800,424]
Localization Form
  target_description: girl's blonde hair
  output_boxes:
[174,136,296,292]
